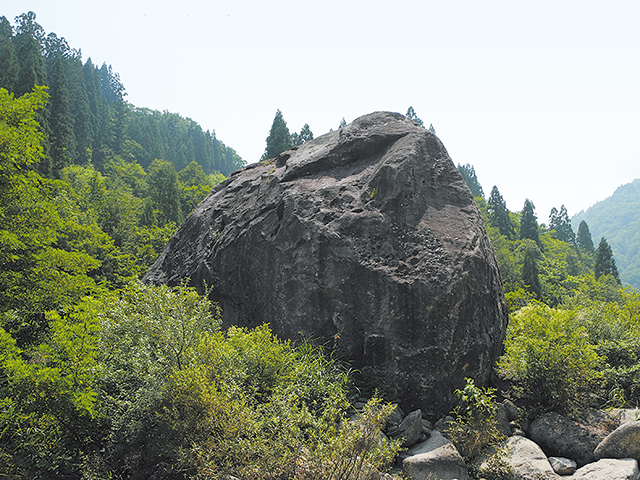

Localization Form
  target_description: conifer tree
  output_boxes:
[521,241,542,298]
[49,56,76,176]
[405,106,424,127]
[339,117,347,128]
[548,205,576,246]
[594,237,620,283]
[520,199,540,245]
[262,109,292,161]
[487,186,514,239]
[576,220,595,253]
[13,12,46,97]
[0,16,19,92]
[457,164,484,198]
[147,159,183,225]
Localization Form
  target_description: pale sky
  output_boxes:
[4,0,640,221]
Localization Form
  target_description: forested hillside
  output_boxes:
[2,10,640,479]
[572,178,640,288]
[0,12,244,178]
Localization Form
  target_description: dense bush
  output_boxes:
[498,304,603,416]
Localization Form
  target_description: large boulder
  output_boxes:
[595,421,640,461]
[569,458,639,480]
[144,111,508,417]
[402,431,468,480]
[529,412,614,466]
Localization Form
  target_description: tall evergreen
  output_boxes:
[0,16,19,92]
[576,220,595,253]
[66,55,93,164]
[548,205,576,246]
[522,241,542,298]
[291,123,314,147]
[13,12,46,97]
[487,186,514,239]
[262,109,292,161]
[48,56,76,176]
[147,159,183,225]
[457,164,484,198]
[594,237,620,283]
[520,199,540,245]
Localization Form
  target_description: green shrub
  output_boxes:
[445,378,505,460]
[498,304,603,416]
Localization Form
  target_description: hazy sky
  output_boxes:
[4,0,640,221]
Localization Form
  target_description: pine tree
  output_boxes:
[0,16,19,92]
[49,56,76,177]
[594,237,620,283]
[520,199,540,245]
[339,117,347,128]
[548,205,576,246]
[521,241,542,298]
[291,123,314,147]
[13,12,46,97]
[487,186,515,239]
[457,164,484,198]
[262,109,292,161]
[576,220,595,253]
[405,106,424,127]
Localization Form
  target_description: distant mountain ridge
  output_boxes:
[572,178,640,288]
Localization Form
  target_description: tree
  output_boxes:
[521,240,542,298]
[147,159,183,224]
[262,109,292,161]
[13,12,46,97]
[48,56,76,177]
[487,186,515,239]
[576,220,595,253]
[0,16,19,92]
[339,117,347,128]
[520,199,540,245]
[405,106,424,127]
[291,123,314,147]
[594,237,620,284]
[428,124,436,134]
[457,163,484,198]
[548,205,576,246]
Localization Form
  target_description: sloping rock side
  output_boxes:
[144,111,508,418]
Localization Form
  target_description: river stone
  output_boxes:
[529,412,612,466]
[144,111,508,417]
[595,421,640,461]
[570,458,640,480]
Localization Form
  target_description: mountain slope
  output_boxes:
[572,178,640,288]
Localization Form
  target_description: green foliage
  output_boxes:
[498,304,603,416]
[458,163,484,198]
[595,237,620,284]
[572,178,640,288]
[262,109,292,161]
[487,186,515,239]
[519,199,540,245]
[548,205,576,246]
[405,106,424,127]
[576,220,595,253]
[445,378,505,460]
[298,399,402,480]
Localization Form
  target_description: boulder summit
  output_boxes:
[145,111,508,418]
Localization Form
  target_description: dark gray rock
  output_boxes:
[529,412,614,467]
[144,111,508,418]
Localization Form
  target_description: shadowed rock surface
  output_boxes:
[144,111,508,418]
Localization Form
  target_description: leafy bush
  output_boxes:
[297,398,402,480]
[445,378,505,460]
[498,304,603,416]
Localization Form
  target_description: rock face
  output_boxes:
[144,111,508,417]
